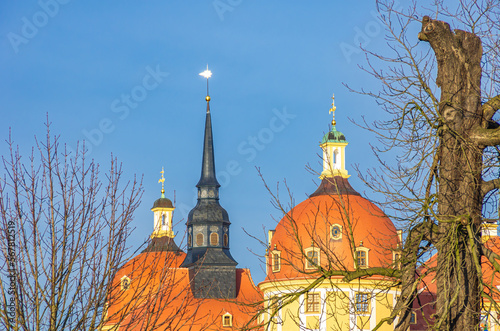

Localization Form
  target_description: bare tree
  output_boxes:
[0,123,143,331]
[350,0,500,329]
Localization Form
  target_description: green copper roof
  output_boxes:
[151,197,173,209]
[321,126,347,144]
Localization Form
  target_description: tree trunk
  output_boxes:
[418,16,484,329]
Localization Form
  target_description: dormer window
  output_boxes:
[305,247,320,269]
[270,249,281,273]
[357,251,366,267]
[222,313,232,327]
[355,247,369,268]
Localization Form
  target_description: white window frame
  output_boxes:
[355,247,369,268]
[305,247,320,269]
[271,250,281,273]
[355,292,370,314]
[305,292,321,313]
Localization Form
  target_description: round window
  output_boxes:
[331,225,341,239]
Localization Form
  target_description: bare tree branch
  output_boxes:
[482,178,500,197]
[471,125,500,146]
[482,95,500,124]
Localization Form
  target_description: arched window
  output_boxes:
[223,233,228,247]
[196,233,204,246]
[187,234,192,247]
[161,213,166,226]
[210,232,219,246]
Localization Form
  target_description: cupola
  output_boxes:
[262,93,400,281]
[320,94,349,179]
[143,168,182,253]
[151,168,175,239]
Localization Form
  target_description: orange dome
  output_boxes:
[265,176,400,281]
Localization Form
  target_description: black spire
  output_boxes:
[180,92,237,299]
[196,101,220,189]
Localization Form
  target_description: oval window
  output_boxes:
[196,233,204,246]
[210,233,219,246]
[331,225,341,239]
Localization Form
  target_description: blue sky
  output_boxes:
[1,0,415,283]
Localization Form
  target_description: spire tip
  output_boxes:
[329,93,337,127]
[158,167,166,198]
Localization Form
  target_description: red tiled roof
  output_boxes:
[104,251,262,330]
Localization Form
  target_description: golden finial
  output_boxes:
[158,167,165,197]
[329,93,337,126]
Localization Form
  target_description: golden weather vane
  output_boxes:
[158,167,165,197]
[199,65,212,102]
[329,93,337,126]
